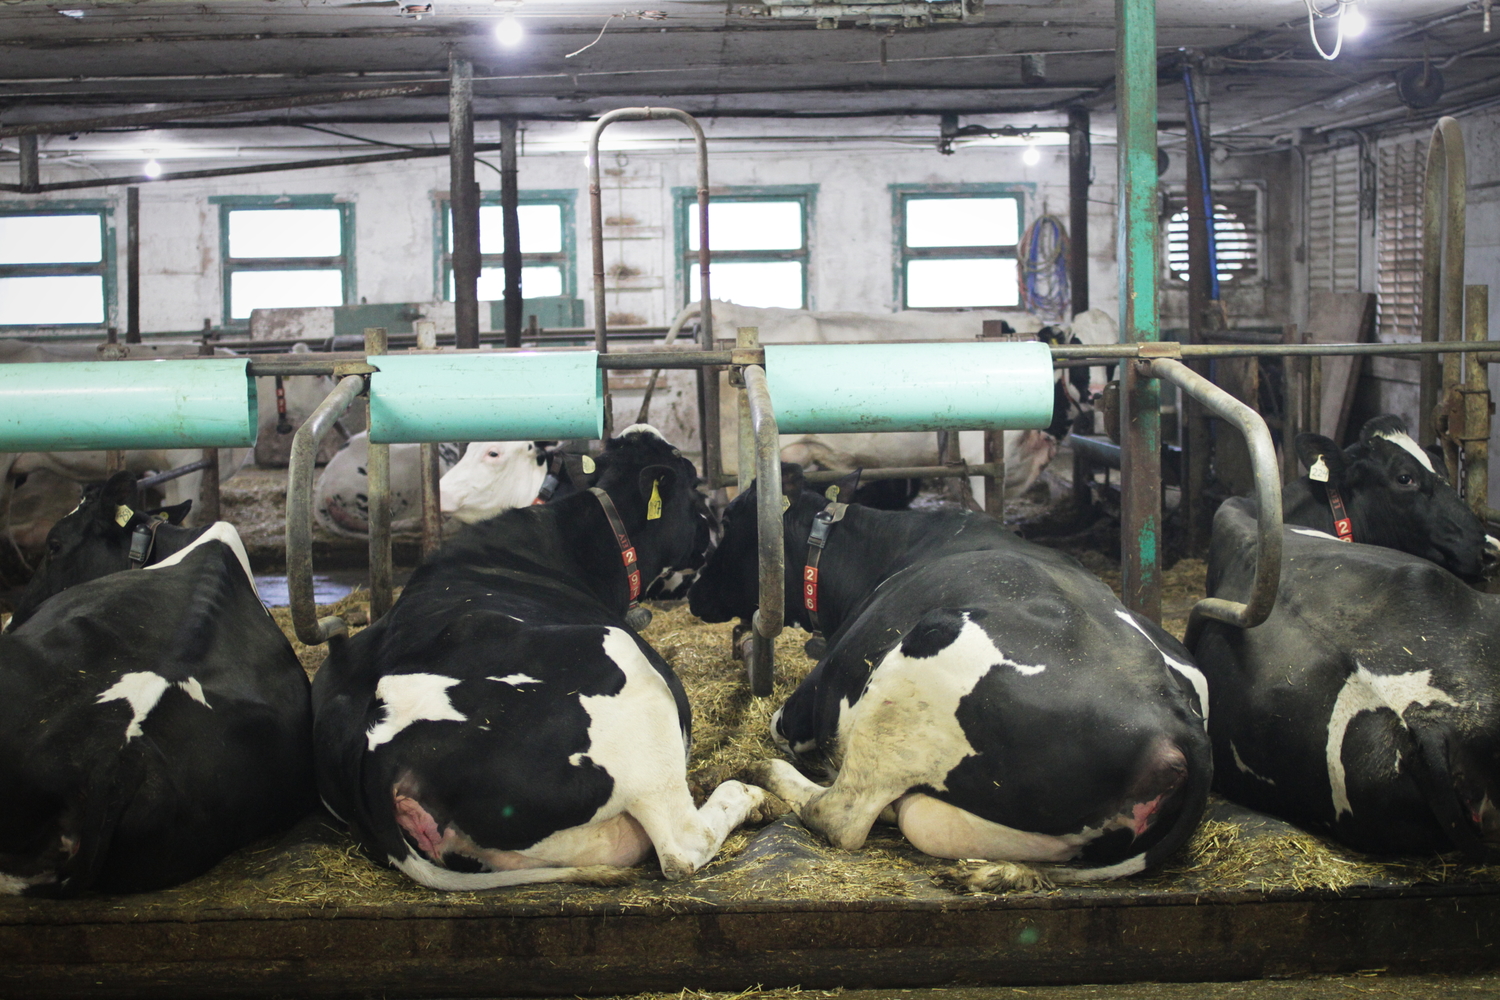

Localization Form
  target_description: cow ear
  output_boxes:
[637,464,677,507]
[100,471,136,509]
[533,441,558,466]
[826,468,862,503]
[561,452,598,490]
[779,462,805,498]
[150,500,193,526]
[1295,433,1346,483]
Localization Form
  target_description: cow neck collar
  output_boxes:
[532,451,564,505]
[1323,484,1355,542]
[800,501,849,636]
[587,486,646,619]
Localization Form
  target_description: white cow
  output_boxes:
[314,432,464,538]
[439,441,551,524]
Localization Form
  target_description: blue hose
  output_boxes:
[1183,63,1221,302]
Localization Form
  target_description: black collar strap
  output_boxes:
[588,487,643,608]
[128,517,167,568]
[1325,485,1354,542]
[532,453,564,505]
[802,501,849,635]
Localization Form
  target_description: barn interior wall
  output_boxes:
[0,130,1121,336]
[1157,148,1294,333]
[1459,107,1500,506]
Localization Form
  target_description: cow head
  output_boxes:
[689,464,853,626]
[1289,415,1490,581]
[438,440,556,523]
[586,425,712,602]
[7,472,191,630]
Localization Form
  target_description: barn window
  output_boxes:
[0,205,112,328]
[215,196,353,325]
[893,186,1024,309]
[437,190,576,303]
[1162,186,1262,285]
[674,187,814,309]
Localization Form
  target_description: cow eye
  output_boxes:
[487,451,500,458]
[1397,473,1414,486]
[47,537,61,554]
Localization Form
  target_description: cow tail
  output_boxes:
[1409,722,1487,859]
[1048,736,1214,884]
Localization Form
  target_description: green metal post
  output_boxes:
[1116,0,1162,622]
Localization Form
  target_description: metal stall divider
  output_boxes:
[588,108,717,480]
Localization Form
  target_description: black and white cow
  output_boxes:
[311,425,769,890]
[1192,495,1500,855]
[0,476,315,895]
[689,468,1212,885]
[1284,415,1495,581]
[7,473,197,630]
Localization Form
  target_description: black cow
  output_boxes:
[8,472,198,630]
[689,468,1212,885]
[0,480,315,895]
[312,425,769,890]
[1285,415,1494,580]
[1192,496,1500,855]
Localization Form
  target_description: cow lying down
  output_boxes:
[312,426,771,890]
[1191,417,1500,856]
[689,468,1212,889]
[0,474,315,895]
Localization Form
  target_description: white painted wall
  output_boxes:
[0,131,1120,334]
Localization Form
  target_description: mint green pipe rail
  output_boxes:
[366,351,603,444]
[762,341,1055,435]
[0,358,257,451]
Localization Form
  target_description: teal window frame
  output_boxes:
[890,183,1028,309]
[0,200,115,331]
[672,185,817,309]
[213,194,355,327]
[434,189,577,301]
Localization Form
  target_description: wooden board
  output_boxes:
[1306,291,1376,445]
[4,803,1498,999]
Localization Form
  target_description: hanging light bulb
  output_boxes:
[1022,144,1041,166]
[1341,3,1367,37]
[494,15,523,46]
[143,158,162,178]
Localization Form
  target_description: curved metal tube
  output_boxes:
[1151,359,1283,648]
[743,364,783,695]
[287,374,365,645]
[1420,116,1466,446]
[589,108,712,444]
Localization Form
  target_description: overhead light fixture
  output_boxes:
[495,15,523,46]
[399,2,433,19]
[1304,0,1366,60]
[1341,5,1367,37]
[143,158,162,178]
[1022,144,1041,166]
[58,9,85,17]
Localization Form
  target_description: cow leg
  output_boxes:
[743,759,893,852]
[629,779,768,880]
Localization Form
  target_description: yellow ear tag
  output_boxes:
[114,505,133,527]
[647,479,663,520]
[581,455,596,474]
[825,485,840,501]
[1309,456,1330,483]
[781,495,791,513]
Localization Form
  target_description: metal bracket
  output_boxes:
[727,366,747,389]
[333,361,378,379]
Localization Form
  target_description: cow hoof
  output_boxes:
[745,788,791,825]
[734,760,780,791]
[945,861,1051,894]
